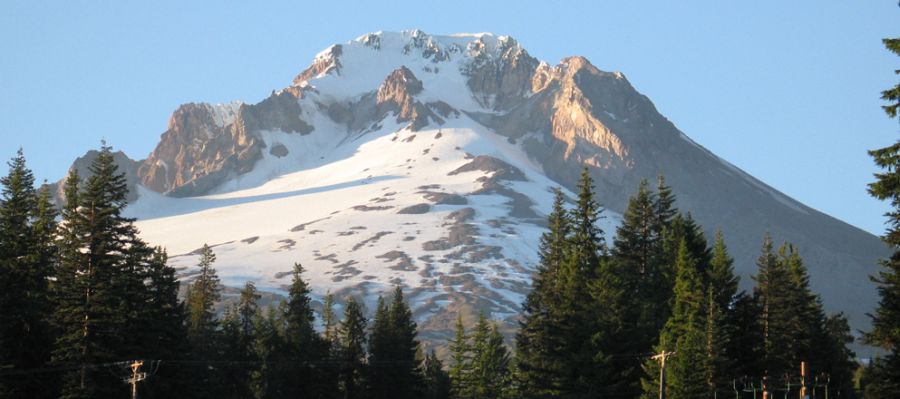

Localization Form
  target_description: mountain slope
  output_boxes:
[56,30,885,346]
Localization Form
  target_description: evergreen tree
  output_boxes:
[422,350,451,399]
[185,244,221,358]
[752,234,796,380]
[51,145,151,398]
[866,29,900,394]
[558,168,608,397]
[323,292,337,343]
[387,287,420,399]
[184,243,222,397]
[51,169,91,399]
[469,314,511,399]
[337,297,367,399]
[141,248,190,399]
[705,231,738,395]
[250,307,284,399]
[281,263,327,398]
[448,315,470,399]
[515,188,569,397]
[0,149,55,398]
[368,296,392,398]
[642,239,708,399]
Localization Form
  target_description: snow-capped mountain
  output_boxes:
[55,30,886,346]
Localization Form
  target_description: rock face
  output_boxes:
[57,30,885,353]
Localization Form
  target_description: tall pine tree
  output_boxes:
[865,28,900,395]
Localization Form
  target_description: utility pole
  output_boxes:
[800,362,808,399]
[652,350,675,399]
[124,360,147,399]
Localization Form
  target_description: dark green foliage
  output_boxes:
[185,244,221,359]
[43,145,188,398]
[368,287,420,399]
[337,297,367,399]
[449,315,469,399]
[422,350,451,399]
[281,263,328,398]
[0,150,56,398]
[642,239,709,399]
[753,234,797,379]
[469,314,511,399]
[864,22,900,397]
[515,188,569,397]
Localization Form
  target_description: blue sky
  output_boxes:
[1,1,898,235]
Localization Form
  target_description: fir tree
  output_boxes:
[185,244,222,358]
[752,234,797,381]
[368,296,392,398]
[52,145,149,398]
[422,350,451,399]
[387,287,420,399]
[704,231,738,395]
[559,168,608,397]
[448,315,470,399]
[0,149,55,399]
[470,314,511,399]
[337,297,367,399]
[643,239,708,399]
[866,29,900,393]
[515,188,569,398]
[281,263,327,397]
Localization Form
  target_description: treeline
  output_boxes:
[0,146,883,399]
[513,170,858,398]
[0,146,453,399]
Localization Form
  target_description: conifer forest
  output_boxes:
[1,8,900,399]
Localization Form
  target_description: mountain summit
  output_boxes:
[56,30,885,345]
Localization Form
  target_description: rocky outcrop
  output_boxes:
[49,149,142,205]
[293,44,343,85]
[463,36,539,110]
[137,90,312,197]
[375,67,443,131]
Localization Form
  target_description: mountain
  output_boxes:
[53,30,886,348]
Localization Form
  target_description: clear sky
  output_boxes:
[1,1,898,236]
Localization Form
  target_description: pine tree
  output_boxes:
[642,239,708,399]
[51,145,150,398]
[515,188,569,397]
[141,248,190,399]
[337,297,367,399]
[559,168,608,397]
[250,307,284,399]
[469,314,511,399]
[51,169,91,399]
[752,234,797,381]
[448,315,470,399]
[281,263,327,398]
[368,296,392,398]
[704,231,738,395]
[185,244,222,358]
[0,149,56,398]
[323,292,337,343]
[388,287,420,399]
[184,243,222,397]
[422,350,451,399]
[866,29,900,392]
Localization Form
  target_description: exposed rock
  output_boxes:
[397,203,431,214]
[449,155,526,181]
[293,44,343,85]
[50,149,142,205]
[375,67,443,131]
[420,191,467,205]
[269,143,289,158]
[463,36,539,110]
